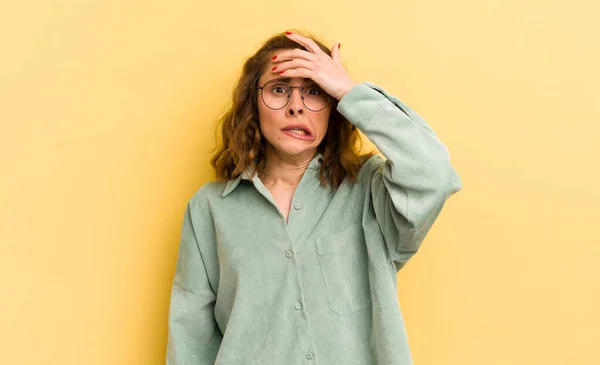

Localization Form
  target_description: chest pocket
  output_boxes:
[315,223,372,315]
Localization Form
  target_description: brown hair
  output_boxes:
[211,30,373,190]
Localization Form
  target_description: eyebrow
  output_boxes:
[263,77,314,84]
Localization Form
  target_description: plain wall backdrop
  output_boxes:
[1,0,599,364]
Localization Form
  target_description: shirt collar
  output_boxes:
[221,152,323,197]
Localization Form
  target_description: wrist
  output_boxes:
[336,80,359,101]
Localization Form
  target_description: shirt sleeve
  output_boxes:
[166,202,222,364]
[336,82,462,270]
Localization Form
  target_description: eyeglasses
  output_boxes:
[257,81,331,112]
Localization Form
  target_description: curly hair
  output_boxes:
[211,30,372,190]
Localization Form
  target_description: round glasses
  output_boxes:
[258,81,331,112]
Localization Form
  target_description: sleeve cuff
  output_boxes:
[335,82,399,129]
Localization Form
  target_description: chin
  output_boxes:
[274,141,316,157]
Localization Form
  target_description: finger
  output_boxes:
[272,59,313,73]
[285,32,322,54]
[330,42,343,67]
[272,48,316,63]
[276,67,312,79]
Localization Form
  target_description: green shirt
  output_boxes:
[166,82,462,365]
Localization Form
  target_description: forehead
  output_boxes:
[259,49,317,85]
[259,76,315,86]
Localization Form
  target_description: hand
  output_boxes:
[271,32,358,101]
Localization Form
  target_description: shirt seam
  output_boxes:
[188,198,217,296]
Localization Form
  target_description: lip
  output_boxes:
[281,124,315,141]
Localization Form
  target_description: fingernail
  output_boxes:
[272,66,277,71]
[286,31,293,35]
[272,55,277,60]
[338,43,341,49]
[278,71,285,74]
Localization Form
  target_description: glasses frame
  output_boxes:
[257,81,331,112]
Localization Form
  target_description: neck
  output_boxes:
[261,146,317,188]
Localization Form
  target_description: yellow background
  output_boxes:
[1,0,599,364]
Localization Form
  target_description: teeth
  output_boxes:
[287,128,308,136]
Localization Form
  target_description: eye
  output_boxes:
[305,85,322,95]
[269,84,289,95]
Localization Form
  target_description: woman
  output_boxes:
[166,30,461,365]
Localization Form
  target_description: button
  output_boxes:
[306,353,313,360]
[294,302,302,310]
[285,250,293,258]
[294,203,301,210]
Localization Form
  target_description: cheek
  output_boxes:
[257,106,280,140]
[316,111,332,138]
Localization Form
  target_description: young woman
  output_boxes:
[166,30,461,365]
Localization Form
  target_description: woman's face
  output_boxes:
[256,50,332,160]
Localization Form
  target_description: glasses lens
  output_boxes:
[260,83,331,111]
[262,83,290,109]
[302,84,329,111]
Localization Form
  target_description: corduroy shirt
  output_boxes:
[166,82,462,365]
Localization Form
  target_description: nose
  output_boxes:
[287,87,304,116]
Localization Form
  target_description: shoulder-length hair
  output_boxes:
[211,30,372,190]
